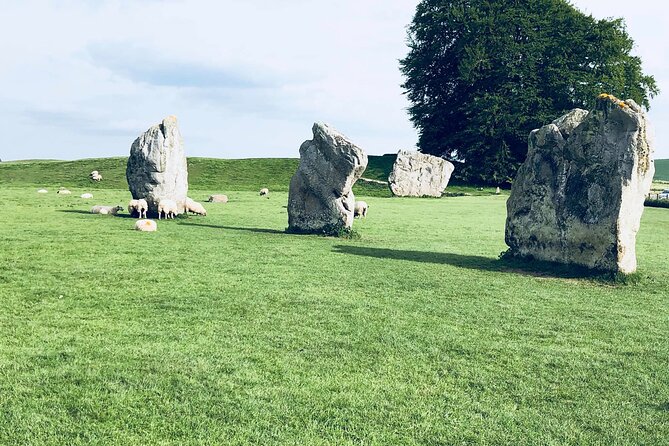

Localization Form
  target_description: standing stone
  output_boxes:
[388,150,455,197]
[126,116,189,216]
[505,95,655,273]
[287,123,368,235]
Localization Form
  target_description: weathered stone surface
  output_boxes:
[287,123,368,234]
[505,95,654,273]
[388,150,455,197]
[126,116,189,216]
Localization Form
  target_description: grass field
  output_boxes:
[1,159,668,445]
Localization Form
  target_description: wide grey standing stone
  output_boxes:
[287,123,368,235]
[505,95,654,273]
[388,150,455,197]
[126,116,189,216]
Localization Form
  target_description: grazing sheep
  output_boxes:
[57,188,72,195]
[37,189,48,194]
[354,201,368,218]
[259,188,269,196]
[207,194,229,203]
[128,198,148,218]
[134,219,157,232]
[184,197,207,216]
[91,205,123,215]
[157,198,178,220]
[90,170,102,181]
[80,193,93,199]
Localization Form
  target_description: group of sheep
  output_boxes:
[38,188,95,199]
[38,169,104,197]
[41,178,369,234]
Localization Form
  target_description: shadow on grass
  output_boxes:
[177,221,285,234]
[57,209,90,215]
[56,209,135,219]
[332,245,611,280]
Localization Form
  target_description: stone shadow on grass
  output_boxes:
[56,210,135,219]
[332,245,608,280]
[177,221,285,235]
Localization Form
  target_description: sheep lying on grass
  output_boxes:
[91,205,123,215]
[128,199,148,218]
[259,188,269,196]
[158,199,178,219]
[37,189,48,194]
[80,193,93,199]
[207,194,228,203]
[57,189,72,195]
[185,197,207,216]
[134,219,157,232]
[354,201,368,218]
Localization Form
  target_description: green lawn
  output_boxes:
[0,159,668,445]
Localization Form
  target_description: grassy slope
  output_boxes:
[0,156,498,197]
[0,158,668,444]
[654,159,669,181]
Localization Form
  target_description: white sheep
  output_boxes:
[80,193,93,199]
[90,170,102,181]
[128,198,148,218]
[157,199,178,219]
[134,219,157,232]
[259,188,269,196]
[207,194,228,203]
[354,201,368,218]
[57,188,72,195]
[184,197,207,216]
[91,205,123,215]
[37,189,48,194]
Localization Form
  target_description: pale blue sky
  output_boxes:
[0,0,666,161]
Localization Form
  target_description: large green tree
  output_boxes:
[400,0,658,184]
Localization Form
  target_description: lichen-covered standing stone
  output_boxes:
[388,150,455,197]
[505,95,654,273]
[287,123,368,235]
[126,116,189,216]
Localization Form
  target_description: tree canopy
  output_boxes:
[400,0,658,184]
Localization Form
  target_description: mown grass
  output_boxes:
[1,176,668,444]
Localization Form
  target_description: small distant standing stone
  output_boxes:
[388,150,455,197]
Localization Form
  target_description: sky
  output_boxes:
[0,0,666,162]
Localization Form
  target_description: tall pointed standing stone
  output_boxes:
[126,116,189,216]
[287,123,368,235]
[505,95,654,273]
